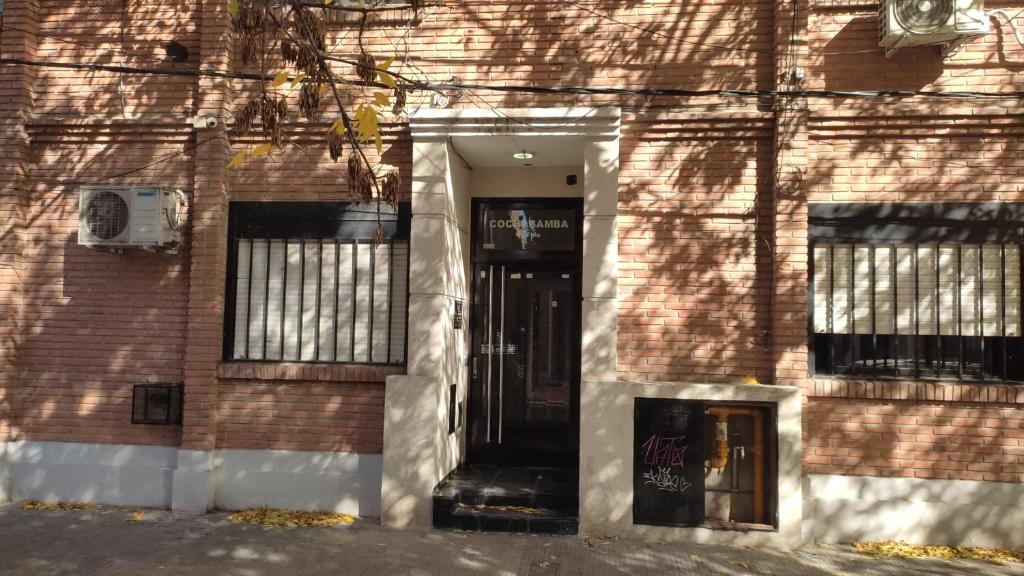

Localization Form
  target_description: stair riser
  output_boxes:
[434,514,578,536]
[434,493,578,510]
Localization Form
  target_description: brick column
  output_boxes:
[0,1,41,500]
[771,0,810,388]
[172,0,234,512]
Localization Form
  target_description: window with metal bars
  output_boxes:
[224,202,410,365]
[809,203,1024,382]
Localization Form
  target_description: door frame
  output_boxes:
[467,197,584,466]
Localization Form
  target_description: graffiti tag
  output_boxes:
[642,467,692,493]
[640,434,687,467]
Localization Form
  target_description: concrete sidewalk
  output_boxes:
[0,503,1021,576]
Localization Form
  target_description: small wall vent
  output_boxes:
[132,383,183,425]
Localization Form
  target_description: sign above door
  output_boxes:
[476,201,580,257]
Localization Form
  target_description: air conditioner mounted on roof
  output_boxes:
[78,186,184,249]
[879,0,989,58]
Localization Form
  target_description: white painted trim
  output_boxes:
[409,107,621,139]
[0,441,11,503]
[3,441,381,516]
[579,381,803,548]
[804,474,1024,548]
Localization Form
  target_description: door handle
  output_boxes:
[498,264,505,444]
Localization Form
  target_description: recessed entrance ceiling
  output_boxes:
[449,135,585,168]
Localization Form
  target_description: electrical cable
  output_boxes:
[987,9,1024,48]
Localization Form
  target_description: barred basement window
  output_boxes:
[810,203,1024,382]
[225,202,410,365]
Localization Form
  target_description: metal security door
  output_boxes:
[470,266,580,466]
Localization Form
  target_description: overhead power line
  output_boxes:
[3,56,1024,101]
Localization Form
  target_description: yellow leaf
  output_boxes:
[128,511,145,522]
[228,0,239,17]
[377,57,397,88]
[329,119,344,135]
[741,374,760,385]
[271,71,290,88]
[227,150,246,169]
[289,73,307,89]
[372,91,390,108]
[319,84,331,96]
[252,143,273,156]
[353,105,382,153]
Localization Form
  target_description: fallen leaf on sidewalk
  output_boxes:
[727,560,750,569]
[127,511,146,522]
[21,501,101,512]
[226,508,355,529]
[852,540,1024,564]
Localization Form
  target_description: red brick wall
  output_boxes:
[216,380,386,453]
[14,127,192,447]
[801,2,1024,483]
[804,397,1024,483]
[0,0,41,445]
[1,0,1022,485]
[616,113,775,384]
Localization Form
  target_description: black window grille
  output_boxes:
[225,202,410,365]
[810,203,1024,382]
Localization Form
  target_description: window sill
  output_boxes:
[217,361,403,384]
[810,376,1024,405]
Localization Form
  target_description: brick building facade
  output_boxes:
[0,0,1022,548]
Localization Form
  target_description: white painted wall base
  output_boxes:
[8,441,177,509]
[4,441,382,516]
[804,474,1024,549]
[215,449,382,516]
[172,449,215,512]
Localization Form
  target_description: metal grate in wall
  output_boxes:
[812,243,1023,381]
[231,238,409,364]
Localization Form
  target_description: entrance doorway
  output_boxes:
[468,199,582,467]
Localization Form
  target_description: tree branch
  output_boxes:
[288,0,382,198]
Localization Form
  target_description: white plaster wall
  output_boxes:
[383,140,472,528]
[470,166,583,198]
[581,139,618,381]
[7,441,178,508]
[214,449,382,516]
[579,381,803,548]
[804,474,1024,548]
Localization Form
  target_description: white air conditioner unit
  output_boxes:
[78,186,183,249]
[879,0,989,58]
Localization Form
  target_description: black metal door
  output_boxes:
[470,266,580,467]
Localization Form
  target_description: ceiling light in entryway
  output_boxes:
[512,150,534,160]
